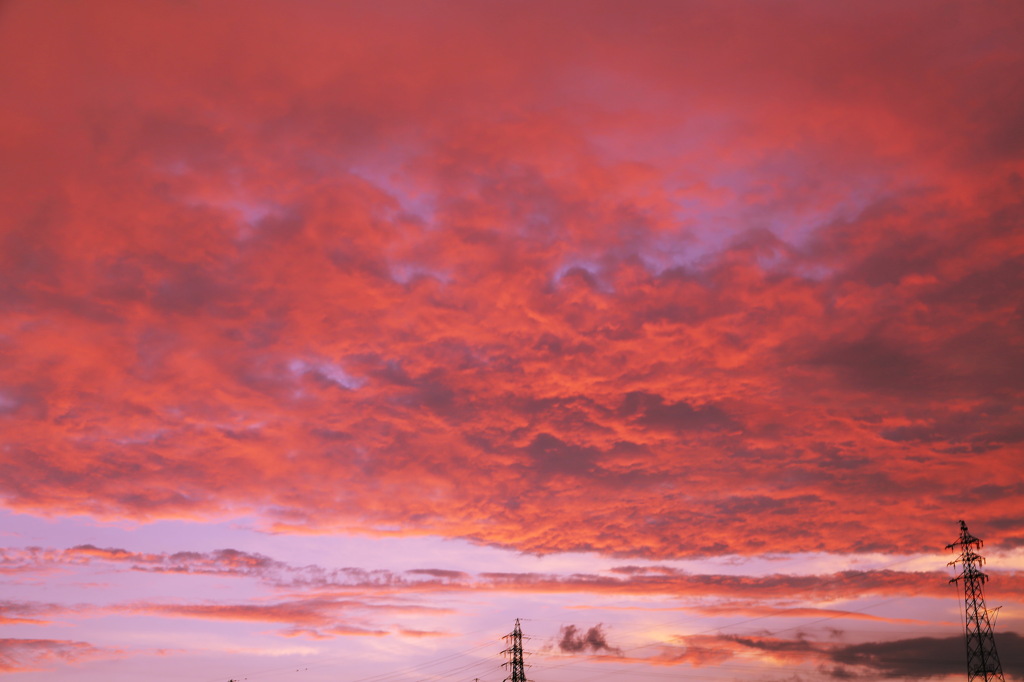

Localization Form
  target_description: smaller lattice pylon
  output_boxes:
[947,520,1005,682]
[502,618,531,682]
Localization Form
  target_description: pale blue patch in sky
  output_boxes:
[347,160,439,228]
[160,159,190,176]
[387,262,450,286]
[0,389,18,413]
[638,228,720,274]
[181,193,285,242]
[287,358,365,391]
[111,430,168,446]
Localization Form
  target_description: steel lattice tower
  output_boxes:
[947,520,1005,682]
[502,618,530,682]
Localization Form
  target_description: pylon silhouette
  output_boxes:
[947,520,1005,681]
[502,618,530,682]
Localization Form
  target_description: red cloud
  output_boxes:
[0,1,1022,561]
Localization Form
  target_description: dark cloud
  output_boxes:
[523,433,600,477]
[827,633,1024,680]
[671,632,1024,680]
[557,624,621,655]
[618,391,736,432]
[805,335,934,397]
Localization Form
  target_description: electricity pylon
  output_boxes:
[947,520,1005,681]
[502,618,530,682]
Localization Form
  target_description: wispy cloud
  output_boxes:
[0,638,110,673]
[12,542,1024,605]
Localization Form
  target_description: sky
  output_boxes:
[1,0,1023,680]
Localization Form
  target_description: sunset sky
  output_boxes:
[1,1,1023,680]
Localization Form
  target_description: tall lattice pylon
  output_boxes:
[947,520,1005,681]
[502,618,530,682]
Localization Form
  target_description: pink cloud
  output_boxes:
[0,638,108,673]
[17,541,1024,605]
[0,600,62,626]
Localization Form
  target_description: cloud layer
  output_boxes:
[1,0,1022,572]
